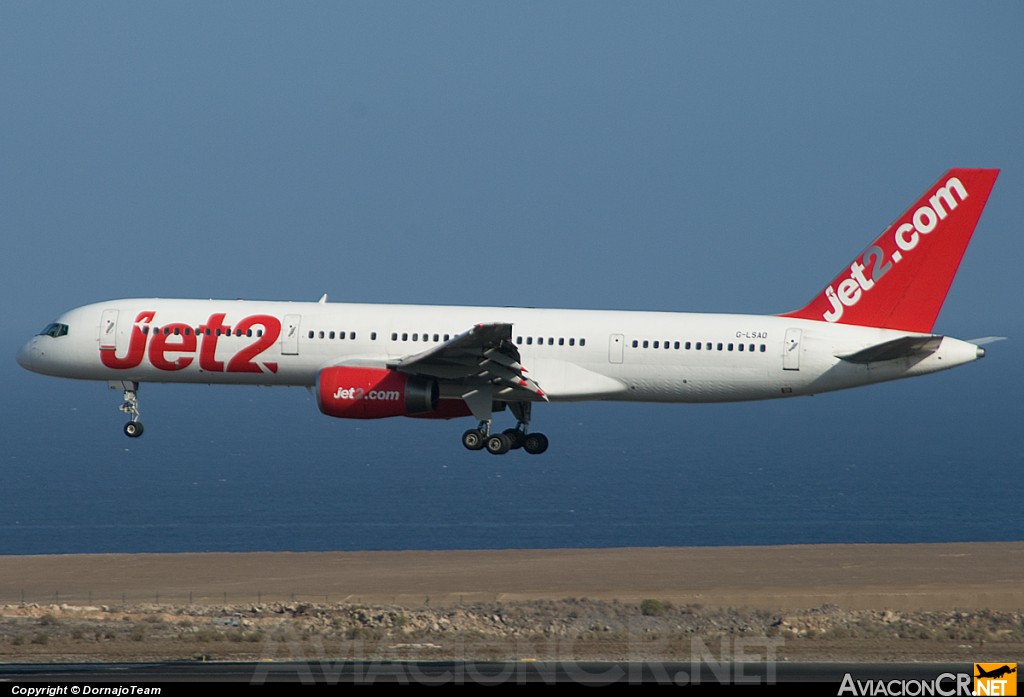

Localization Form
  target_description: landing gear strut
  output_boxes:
[460,401,548,455]
[511,401,547,455]
[112,381,144,438]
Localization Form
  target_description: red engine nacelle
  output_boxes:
[317,366,449,419]
[407,398,474,420]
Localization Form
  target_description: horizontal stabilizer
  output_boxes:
[837,335,942,364]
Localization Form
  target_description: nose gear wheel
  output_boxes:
[113,381,144,438]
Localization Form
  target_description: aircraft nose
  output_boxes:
[16,339,35,371]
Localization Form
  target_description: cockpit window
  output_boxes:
[38,323,69,338]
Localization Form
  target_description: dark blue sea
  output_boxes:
[3,362,1022,555]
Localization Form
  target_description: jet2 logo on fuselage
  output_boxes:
[99,311,282,374]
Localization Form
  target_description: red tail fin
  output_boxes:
[781,168,999,333]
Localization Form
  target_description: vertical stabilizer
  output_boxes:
[781,169,999,332]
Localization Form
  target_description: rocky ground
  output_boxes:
[4,544,1022,665]
[3,599,1023,663]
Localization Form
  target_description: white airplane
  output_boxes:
[17,168,999,455]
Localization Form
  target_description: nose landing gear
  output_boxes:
[111,380,144,438]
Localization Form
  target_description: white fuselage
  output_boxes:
[17,298,983,405]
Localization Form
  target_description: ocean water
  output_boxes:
[3,367,1022,555]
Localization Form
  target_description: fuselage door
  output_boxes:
[99,309,120,351]
[282,314,301,355]
[783,328,802,371]
[609,334,624,364]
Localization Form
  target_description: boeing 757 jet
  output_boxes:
[17,169,999,455]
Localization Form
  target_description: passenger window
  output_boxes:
[580,338,586,347]
[569,338,575,346]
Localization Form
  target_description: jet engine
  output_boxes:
[316,366,440,419]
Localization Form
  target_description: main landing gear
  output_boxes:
[112,381,144,438]
[461,402,548,455]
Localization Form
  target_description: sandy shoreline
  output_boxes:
[3,541,1022,611]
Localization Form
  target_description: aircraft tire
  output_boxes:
[485,434,512,455]
[462,429,486,451]
[124,422,144,438]
[523,432,548,455]
[503,428,525,450]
